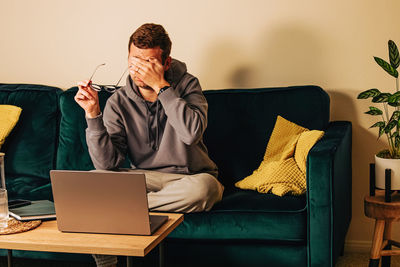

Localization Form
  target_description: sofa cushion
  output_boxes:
[0,84,61,199]
[203,86,329,187]
[168,188,306,242]
[166,240,307,267]
[235,115,324,196]
[0,105,22,149]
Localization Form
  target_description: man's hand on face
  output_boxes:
[129,57,170,93]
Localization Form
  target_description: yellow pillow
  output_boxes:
[235,116,324,196]
[0,105,22,149]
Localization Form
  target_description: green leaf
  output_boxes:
[388,92,400,101]
[365,106,383,115]
[389,40,400,69]
[385,120,397,133]
[357,88,381,99]
[393,132,399,138]
[374,56,399,78]
[370,121,386,138]
[372,93,391,103]
[390,111,400,121]
[392,91,400,97]
[370,121,385,128]
[388,102,400,107]
[388,91,400,106]
[396,135,400,148]
[388,93,400,104]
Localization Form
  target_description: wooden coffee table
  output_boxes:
[0,212,183,267]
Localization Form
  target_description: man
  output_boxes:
[75,23,224,267]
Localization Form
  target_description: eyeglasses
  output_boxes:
[89,63,129,93]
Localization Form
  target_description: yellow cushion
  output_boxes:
[235,116,324,196]
[0,105,22,149]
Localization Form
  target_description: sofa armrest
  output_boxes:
[306,121,352,267]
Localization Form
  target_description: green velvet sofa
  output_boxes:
[0,83,352,267]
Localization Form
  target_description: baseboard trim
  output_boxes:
[344,240,371,253]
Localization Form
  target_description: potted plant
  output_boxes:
[358,40,400,189]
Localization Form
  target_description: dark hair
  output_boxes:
[129,23,172,64]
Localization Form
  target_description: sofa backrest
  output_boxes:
[203,86,329,187]
[0,84,61,199]
[57,85,330,188]
[0,84,329,198]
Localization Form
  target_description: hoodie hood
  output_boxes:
[164,58,187,88]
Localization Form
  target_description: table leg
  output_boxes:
[369,259,379,267]
[125,241,165,267]
[382,221,392,267]
[159,241,164,267]
[7,249,12,267]
[127,256,133,267]
[369,219,385,267]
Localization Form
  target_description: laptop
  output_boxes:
[50,170,168,235]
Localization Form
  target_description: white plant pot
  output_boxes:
[375,154,400,190]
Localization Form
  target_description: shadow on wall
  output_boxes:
[199,23,331,89]
[329,89,387,163]
[255,23,330,87]
[329,88,390,240]
[329,88,387,153]
[198,40,258,89]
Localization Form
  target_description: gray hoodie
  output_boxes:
[85,59,218,178]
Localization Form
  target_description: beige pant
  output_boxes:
[93,170,224,267]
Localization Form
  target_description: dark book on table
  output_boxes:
[9,200,56,221]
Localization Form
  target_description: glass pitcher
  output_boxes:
[0,153,5,189]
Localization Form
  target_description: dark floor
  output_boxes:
[4,253,395,267]
[0,257,94,267]
[0,256,152,267]
[3,254,385,267]
[0,254,162,267]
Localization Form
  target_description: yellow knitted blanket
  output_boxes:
[0,105,22,149]
[235,116,324,196]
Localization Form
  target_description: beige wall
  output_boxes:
[1,0,400,252]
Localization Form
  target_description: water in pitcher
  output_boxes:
[0,189,9,228]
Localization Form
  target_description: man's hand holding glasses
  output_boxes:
[75,63,128,118]
[75,79,101,119]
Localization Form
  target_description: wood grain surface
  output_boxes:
[0,212,183,257]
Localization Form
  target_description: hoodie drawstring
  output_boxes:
[145,106,151,149]
[155,100,160,151]
[144,100,160,151]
